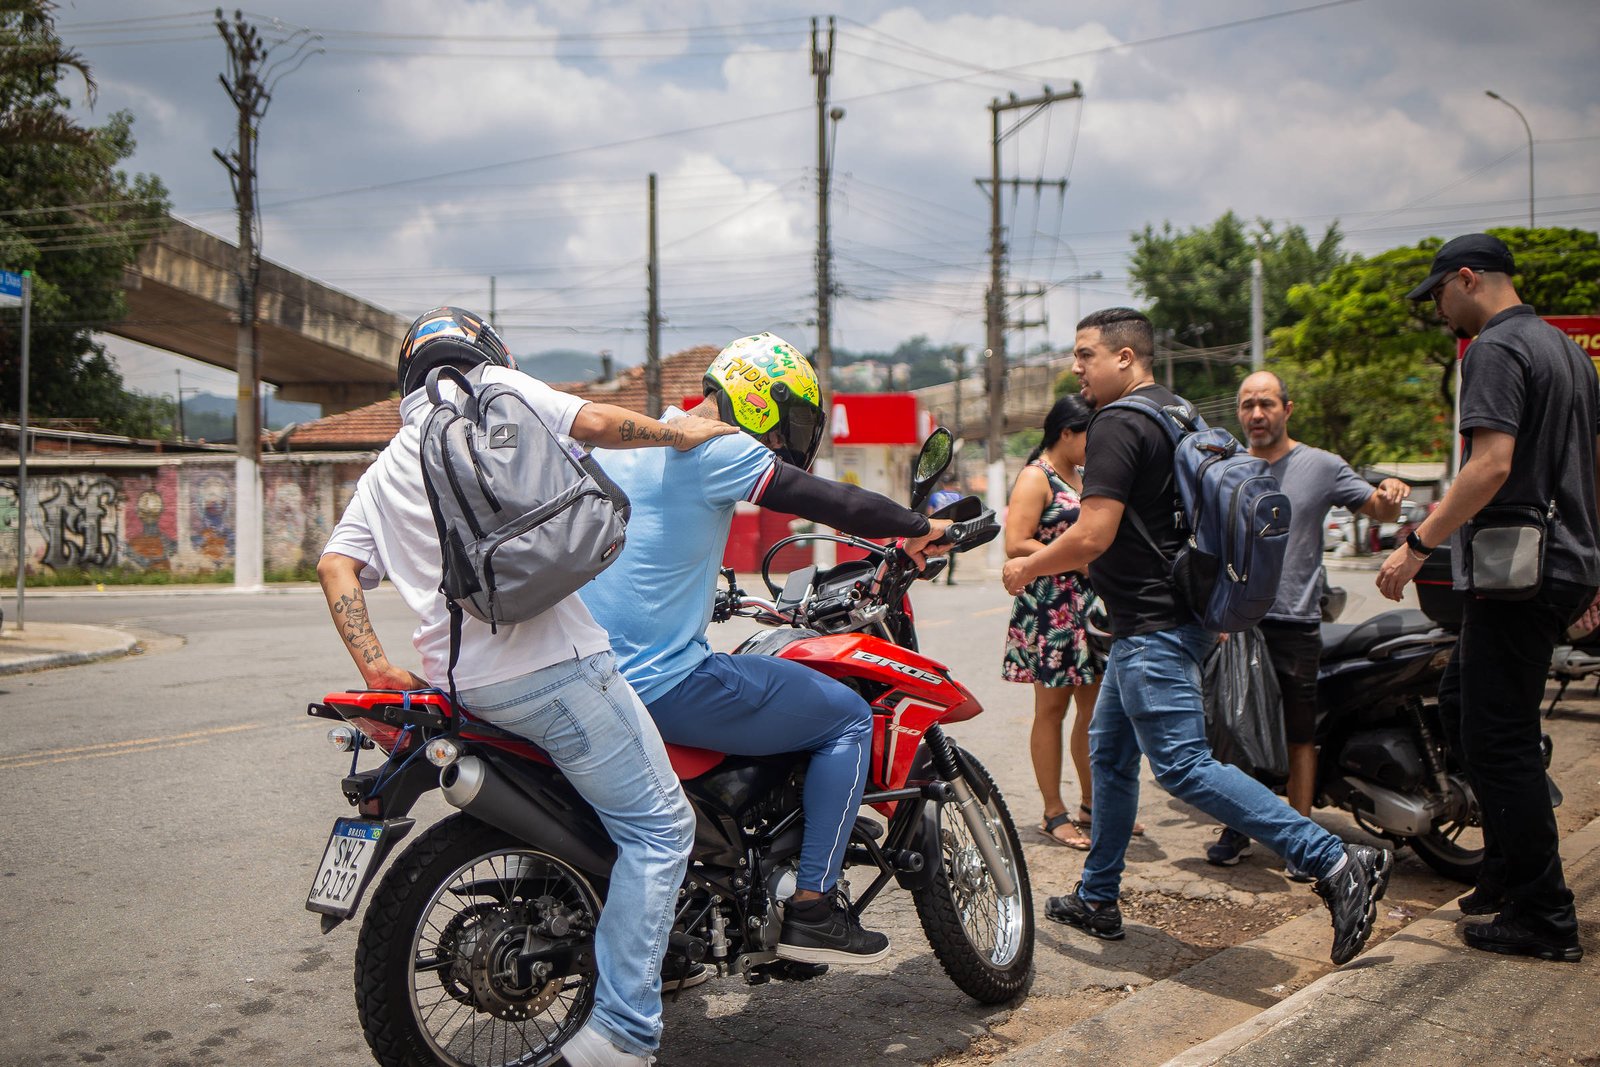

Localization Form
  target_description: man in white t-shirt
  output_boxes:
[317,307,733,1067]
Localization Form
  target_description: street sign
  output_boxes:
[0,269,23,308]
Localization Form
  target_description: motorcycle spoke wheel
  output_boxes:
[355,813,601,1067]
[910,748,1034,1004]
[1409,813,1485,885]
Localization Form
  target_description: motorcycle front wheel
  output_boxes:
[910,748,1034,1004]
[355,813,601,1067]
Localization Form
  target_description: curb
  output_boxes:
[995,813,1600,1067]
[1157,812,1600,1067]
[0,623,141,675]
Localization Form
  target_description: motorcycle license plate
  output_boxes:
[305,818,389,918]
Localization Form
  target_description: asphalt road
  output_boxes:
[2,566,1594,1067]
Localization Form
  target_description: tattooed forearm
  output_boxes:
[617,419,684,448]
[332,589,384,665]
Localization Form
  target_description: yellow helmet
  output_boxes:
[703,333,826,468]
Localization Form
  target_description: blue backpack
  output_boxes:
[1101,393,1292,632]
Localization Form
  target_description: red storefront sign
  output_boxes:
[680,391,920,444]
[1456,315,1600,361]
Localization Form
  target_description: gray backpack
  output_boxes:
[419,365,630,651]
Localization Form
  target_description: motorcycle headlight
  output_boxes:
[424,737,462,769]
[327,725,359,753]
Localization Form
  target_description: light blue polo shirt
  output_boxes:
[581,410,778,704]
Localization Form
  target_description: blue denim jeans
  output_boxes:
[459,650,695,1057]
[1080,625,1346,904]
[646,653,872,893]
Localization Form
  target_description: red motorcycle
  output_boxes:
[302,428,1033,1067]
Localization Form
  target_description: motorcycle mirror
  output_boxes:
[909,427,953,512]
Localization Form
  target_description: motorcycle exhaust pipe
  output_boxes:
[440,756,614,877]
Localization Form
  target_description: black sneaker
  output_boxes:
[1462,913,1582,962]
[661,956,710,992]
[1044,882,1125,941]
[776,889,890,965]
[1457,885,1506,917]
[1314,844,1393,965]
[1206,827,1254,867]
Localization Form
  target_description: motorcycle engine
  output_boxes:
[753,863,797,951]
[1338,728,1427,791]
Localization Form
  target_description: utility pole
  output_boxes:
[175,368,185,439]
[645,173,662,417]
[216,8,265,590]
[977,84,1082,566]
[1250,256,1265,370]
[215,8,317,591]
[811,16,843,569]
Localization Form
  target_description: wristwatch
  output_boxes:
[1405,529,1433,558]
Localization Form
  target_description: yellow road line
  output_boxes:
[975,606,1010,617]
[0,722,265,767]
[2,737,214,770]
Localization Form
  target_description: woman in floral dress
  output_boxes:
[1002,395,1124,848]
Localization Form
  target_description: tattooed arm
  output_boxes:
[568,402,735,452]
[317,552,429,690]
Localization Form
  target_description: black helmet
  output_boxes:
[396,306,515,395]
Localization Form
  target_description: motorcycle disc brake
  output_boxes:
[469,910,564,1020]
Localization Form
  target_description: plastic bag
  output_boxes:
[1202,627,1288,782]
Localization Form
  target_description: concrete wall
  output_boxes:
[0,455,371,578]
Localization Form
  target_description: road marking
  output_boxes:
[974,606,1010,617]
[0,723,265,770]
[1,737,215,770]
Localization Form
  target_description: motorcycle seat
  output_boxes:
[666,743,726,780]
[1320,608,1436,661]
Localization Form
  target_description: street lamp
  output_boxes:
[1485,90,1534,227]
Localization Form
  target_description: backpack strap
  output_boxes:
[424,364,476,413]
[1094,392,1201,564]
[443,599,464,733]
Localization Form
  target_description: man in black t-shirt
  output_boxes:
[1379,233,1599,963]
[1003,307,1391,966]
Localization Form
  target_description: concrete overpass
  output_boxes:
[114,217,408,412]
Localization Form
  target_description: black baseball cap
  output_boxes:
[1405,233,1516,301]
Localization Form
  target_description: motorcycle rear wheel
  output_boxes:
[355,813,601,1067]
[1408,816,1484,884]
[911,748,1034,1003]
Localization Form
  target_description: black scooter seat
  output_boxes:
[1320,608,1436,661]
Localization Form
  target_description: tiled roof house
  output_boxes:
[275,346,720,452]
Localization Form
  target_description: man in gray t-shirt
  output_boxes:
[1205,371,1407,875]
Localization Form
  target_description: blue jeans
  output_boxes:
[647,653,873,893]
[459,651,694,1057]
[1080,625,1346,904]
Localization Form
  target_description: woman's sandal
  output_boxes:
[1079,803,1144,837]
[1035,810,1090,850]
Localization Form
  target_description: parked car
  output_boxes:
[1371,499,1429,551]
[1323,506,1353,552]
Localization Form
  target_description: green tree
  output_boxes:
[1269,226,1600,466]
[1129,211,1345,403]
[0,0,171,436]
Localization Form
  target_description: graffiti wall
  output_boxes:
[0,457,371,578]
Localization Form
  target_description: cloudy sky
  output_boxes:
[52,0,1600,400]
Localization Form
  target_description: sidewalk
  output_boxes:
[1163,813,1600,1067]
[994,814,1600,1067]
[0,620,140,674]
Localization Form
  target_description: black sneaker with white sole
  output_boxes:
[1205,827,1253,867]
[661,956,710,992]
[776,890,890,965]
[1314,843,1393,965]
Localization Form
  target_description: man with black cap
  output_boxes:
[1377,233,1600,963]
